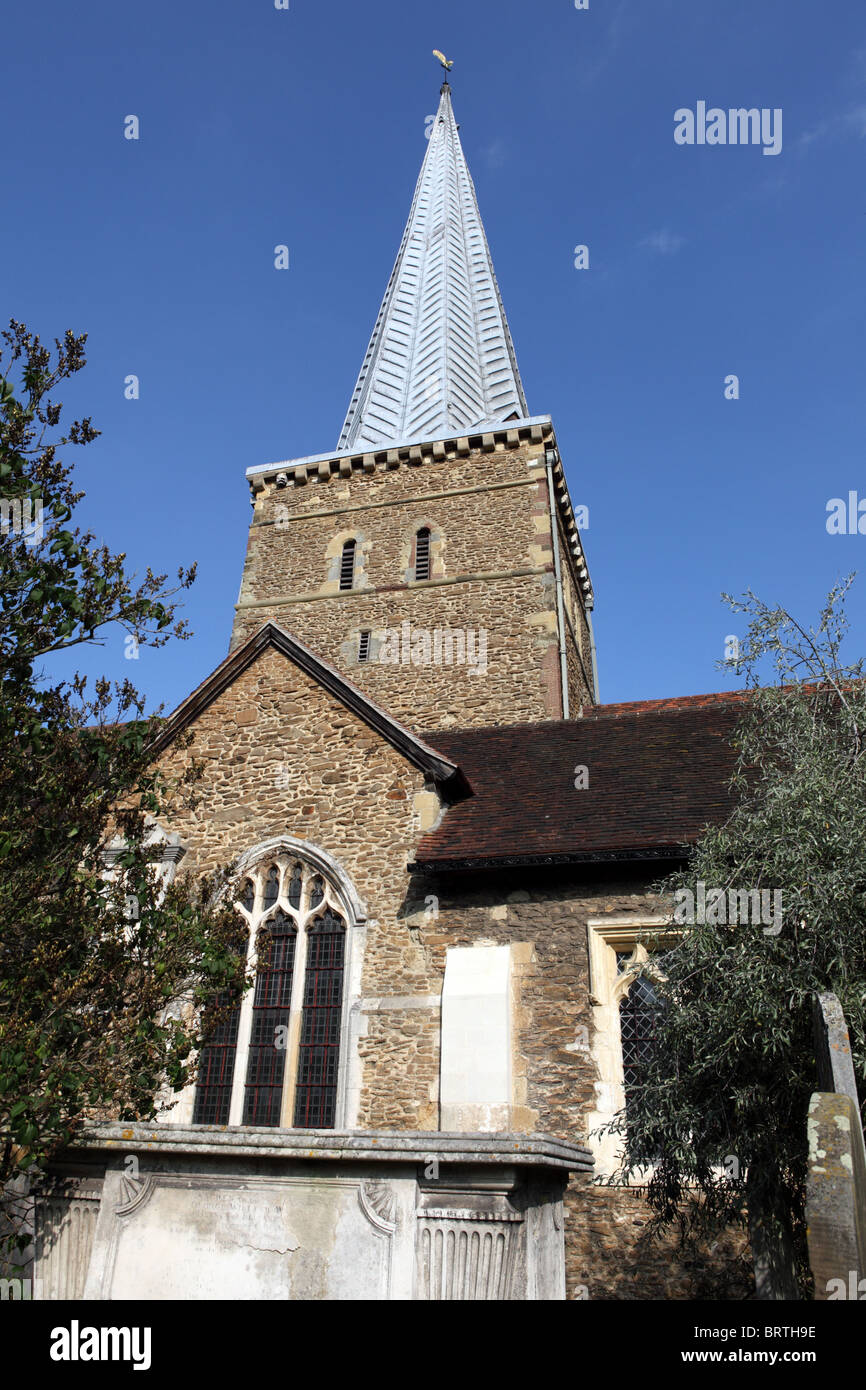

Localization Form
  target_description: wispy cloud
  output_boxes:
[483,139,507,170]
[639,230,686,256]
[575,0,630,89]
[797,103,866,152]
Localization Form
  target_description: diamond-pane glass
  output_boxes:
[616,950,670,1143]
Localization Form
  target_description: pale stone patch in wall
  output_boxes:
[412,787,444,834]
[441,944,516,1132]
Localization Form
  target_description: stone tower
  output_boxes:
[232,81,598,732]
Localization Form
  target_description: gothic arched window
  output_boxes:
[339,538,356,591]
[414,527,431,582]
[616,947,671,1163]
[193,857,349,1130]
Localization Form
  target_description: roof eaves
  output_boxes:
[408,845,693,874]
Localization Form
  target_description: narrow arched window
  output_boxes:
[414,527,431,582]
[193,858,351,1130]
[339,539,356,591]
[616,947,670,1161]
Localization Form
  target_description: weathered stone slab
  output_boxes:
[813,992,860,1109]
[806,1092,866,1300]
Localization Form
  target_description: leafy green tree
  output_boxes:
[604,577,866,1299]
[0,321,247,1262]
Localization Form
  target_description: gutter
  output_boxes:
[587,606,601,704]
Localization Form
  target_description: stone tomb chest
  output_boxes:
[35,1125,592,1301]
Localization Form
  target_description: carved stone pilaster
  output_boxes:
[34,1177,102,1300]
[414,1182,524,1300]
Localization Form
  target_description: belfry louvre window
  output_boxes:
[339,539,356,591]
[358,630,371,662]
[414,527,431,581]
[193,858,349,1129]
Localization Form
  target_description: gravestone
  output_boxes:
[806,993,866,1300]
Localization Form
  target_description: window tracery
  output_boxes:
[193,856,349,1130]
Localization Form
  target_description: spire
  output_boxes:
[337,80,529,452]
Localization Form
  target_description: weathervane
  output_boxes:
[433,49,454,88]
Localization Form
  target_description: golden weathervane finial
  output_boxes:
[433,49,454,74]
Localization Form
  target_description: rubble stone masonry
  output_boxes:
[231,435,594,730]
[156,659,745,1296]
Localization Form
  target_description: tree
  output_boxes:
[0,321,247,1265]
[603,577,866,1299]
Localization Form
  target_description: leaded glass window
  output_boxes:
[617,952,661,1103]
[616,947,671,1152]
[193,855,350,1130]
[294,907,346,1128]
[243,909,297,1125]
[192,922,247,1126]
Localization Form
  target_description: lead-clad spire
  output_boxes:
[337,83,529,451]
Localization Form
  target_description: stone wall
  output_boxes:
[149,635,743,1297]
[155,645,429,892]
[409,863,751,1299]
[231,437,593,728]
[153,643,438,1131]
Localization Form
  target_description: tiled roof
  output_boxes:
[413,694,745,869]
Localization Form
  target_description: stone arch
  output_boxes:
[324,528,371,594]
[401,518,445,584]
[233,834,367,927]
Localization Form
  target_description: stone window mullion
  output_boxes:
[228,879,264,1125]
[279,919,309,1127]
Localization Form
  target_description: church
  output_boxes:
[33,74,747,1301]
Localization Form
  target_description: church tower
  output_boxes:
[232,78,598,732]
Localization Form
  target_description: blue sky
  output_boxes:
[2,0,865,712]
